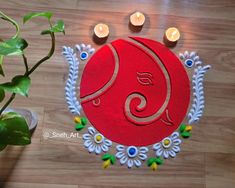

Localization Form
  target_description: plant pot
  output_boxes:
[4,108,38,132]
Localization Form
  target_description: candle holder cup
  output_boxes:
[163,35,178,48]
[128,21,143,32]
[93,33,108,45]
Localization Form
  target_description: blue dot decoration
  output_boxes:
[80,51,88,60]
[127,146,137,158]
[185,59,194,68]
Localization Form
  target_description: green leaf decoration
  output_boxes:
[155,157,163,165]
[23,12,53,24]
[180,124,186,133]
[0,75,31,96]
[0,112,31,145]
[0,38,28,56]
[75,123,85,131]
[110,155,116,164]
[0,11,20,39]
[81,117,88,126]
[41,30,52,35]
[181,131,191,138]
[147,158,156,166]
[0,87,5,102]
[41,20,65,35]
[0,144,7,151]
[0,55,4,76]
[51,20,65,34]
[102,153,112,161]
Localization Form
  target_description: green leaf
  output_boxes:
[0,38,28,56]
[41,20,65,35]
[180,124,186,133]
[0,144,7,151]
[110,155,116,164]
[155,157,163,165]
[51,20,65,34]
[75,123,84,131]
[181,131,191,138]
[102,153,112,161]
[147,158,155,166]
[41,30,52,35]
[0,75,31,96]
[0,88,5,102]
[81,117,88,126]
[0,11,20,39]
[23,12,53,23]
[0,56,4,76]
[0,112,31,145]
[23,12,53,24]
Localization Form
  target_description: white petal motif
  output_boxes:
[88,144,95,153]
[88,48,95,54]
[95,146,101,154]
[81,43,86,51]
[184,51,189,58]
[179,53,185,60]
[116,151,125,159]
[169,150,176,158]
[139,147,148,153]
[163,150,169,159]
[173,139,182,145]
[190,51,197,58]
[104,139,112,146]
[75,44,81,52]
[171,132,179,140]
[127,159,134,168]
[193,56,200,62]
[156,148,163,157]
[134,159,142,167]
[84,140,92,148]
[139,153,147,160]
[120,156,128,165]
[116,145,125,152]
[101,144,109,152]
[172,145,180,153]
[88,127,96,135]
[153,143,161,150]
[86,44,91,50]
[83,133,91,140]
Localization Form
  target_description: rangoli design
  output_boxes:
[62,37,211,170]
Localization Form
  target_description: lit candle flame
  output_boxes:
[171,30,177,39]
[136,12,140,19]
[99,26,103,32]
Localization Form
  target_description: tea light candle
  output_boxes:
[94,23,109,39]
[165,27,180,43]
[130,11,145,27]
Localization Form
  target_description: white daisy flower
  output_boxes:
[153,132,181,159]
[75,43,95,61]
[83,127,112,154]
[116,145,148,168]
[179,51,202,68]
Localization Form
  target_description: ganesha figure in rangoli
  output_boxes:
[63,36,211,170]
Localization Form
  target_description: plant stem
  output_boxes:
[23,54,29,75]
[0,93,16,115]
[0,32,55,115]
[26,32,55,76]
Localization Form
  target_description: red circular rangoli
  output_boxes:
[80,37,190,146]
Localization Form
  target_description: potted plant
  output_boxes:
[0,11,65,151]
